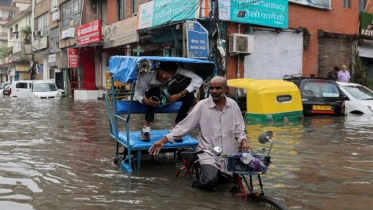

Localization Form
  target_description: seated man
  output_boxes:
[149,76,251,190]
[134,61,203,142]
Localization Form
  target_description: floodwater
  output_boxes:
[0,97,372,210]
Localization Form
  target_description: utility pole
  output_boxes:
[211,0,224,76]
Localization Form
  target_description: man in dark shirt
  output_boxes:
[327,66,339,80]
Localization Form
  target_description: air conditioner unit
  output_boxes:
[229,33,254,54]
[33,31,42,37]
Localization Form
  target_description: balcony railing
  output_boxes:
[0,16,13,21]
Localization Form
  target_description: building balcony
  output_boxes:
[0,32,7,40]
[0,16,13,25]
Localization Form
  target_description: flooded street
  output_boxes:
[0,97,372,210]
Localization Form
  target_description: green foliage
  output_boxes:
[353,53,373,90]
[0,46,11,59]
[20,25,31,34]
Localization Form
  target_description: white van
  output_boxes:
[9,80,32,97]
[10,80,61,99]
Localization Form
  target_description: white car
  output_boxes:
[337,82,373,115]
[32,80,61,99]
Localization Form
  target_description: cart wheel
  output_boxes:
[113,157,123,165]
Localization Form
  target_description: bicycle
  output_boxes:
[176,130,288,210]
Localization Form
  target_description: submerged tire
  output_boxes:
[248,195,288,210]
[113,157,123,165]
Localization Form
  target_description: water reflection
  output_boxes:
[1,97,373,209]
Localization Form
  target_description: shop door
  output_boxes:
[80,48,96,90]
[55,72,64,89]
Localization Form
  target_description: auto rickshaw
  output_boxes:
[227,79,303,124]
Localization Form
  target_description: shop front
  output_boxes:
[72,19,104,100]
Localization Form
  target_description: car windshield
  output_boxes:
[302,81,340,98]
[0,83,8,89]
[343,85,373,100]
[33,83,57,92]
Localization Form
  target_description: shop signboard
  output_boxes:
[68,48,79,68]
[137,0,199,30]
[218,0,288,28]
[76,19,102,46]
[186,21,208,59]
[103,17,139,48]
[360,12,373,39]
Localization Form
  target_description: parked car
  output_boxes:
[31,80,61,99]
[9,80,61,99]
[58,89,66,97]
[337,82,373,115]
[3,84,11,96]
[0,83,10,95]
[9,80,32,97]
[283,75,345,116]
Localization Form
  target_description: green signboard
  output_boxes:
[220,0,288,28]
[360,12,373,39]
[137,0,199,30]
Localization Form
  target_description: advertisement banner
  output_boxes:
[289,0,331,9]
[103,17,139,48]
[137,0,199,30]
[219,0,288,29]
[360,12,373,39]
[76,19,102,46]
[68,48,79,68]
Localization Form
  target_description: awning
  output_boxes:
[359,45,373,58]
[73,41,103,48]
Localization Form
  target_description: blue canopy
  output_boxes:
[109,56,217,84]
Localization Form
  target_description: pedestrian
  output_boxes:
[149,76,251,191]
[327,66,339,80]
[134,61,203,142]
[337,65,351,82]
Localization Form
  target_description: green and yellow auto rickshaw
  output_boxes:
[228,79,303,124]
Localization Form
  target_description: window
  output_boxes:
[343,0,350,8]
[36,13,49,35]
[61,0,82,29]
[10,27,13,39]
[49,69,55,79]
[132,0,142,15]
[50,27,59,52]
[360,0,367,12]
[16,82,28,89]
[276,95,292,103]
[51,0,58,12]
[99,0,107,24]
[117,0,126,21]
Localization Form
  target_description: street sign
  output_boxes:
[186,21,209,59]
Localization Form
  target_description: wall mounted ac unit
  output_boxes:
[33,31,42,37]
[229,33,254,54]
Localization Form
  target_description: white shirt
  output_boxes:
[134,67,203,103]
[166,96,247,172]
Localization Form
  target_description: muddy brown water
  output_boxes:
[0,97,372,210]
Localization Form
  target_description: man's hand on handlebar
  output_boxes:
[148,137,168,155]
[241,140,251,151]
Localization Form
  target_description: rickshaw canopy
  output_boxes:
[109,56,217,84]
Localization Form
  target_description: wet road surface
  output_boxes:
[0,97,372,210]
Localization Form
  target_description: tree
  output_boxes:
[353,53,373,89]
[0,46,11,59]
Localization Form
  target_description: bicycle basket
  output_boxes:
[226,152,267,174]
